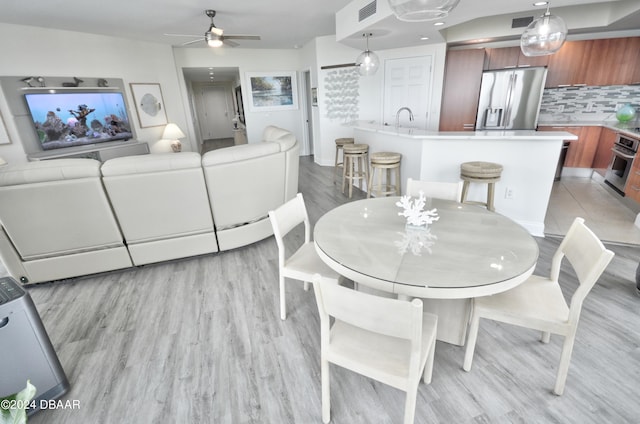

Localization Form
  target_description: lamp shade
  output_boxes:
[162,123,185,140]
[0,156,6,166]
[520,9,567,57]
[388,0,460,21]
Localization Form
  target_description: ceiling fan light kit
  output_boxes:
[355,33,380,76]
[206,32,223,48]
[520,3,567,56]
[387,0,460,21]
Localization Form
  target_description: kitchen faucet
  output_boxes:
[395,107,414,127]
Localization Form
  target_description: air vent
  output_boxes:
[359,0,377,22]
[512,16,534,28]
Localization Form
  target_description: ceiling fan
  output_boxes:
[164,9,261,48]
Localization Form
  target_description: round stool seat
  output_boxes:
[371,152,402,165]
[335,137,355,146]
[343,143,369,154]
[461,161,503,179]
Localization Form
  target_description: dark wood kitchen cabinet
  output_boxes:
[546,37,640,87]
[625,158,640,201]
[592,127,618,169]
[440,49,486,131]
[485,46,549,70]
[584,37,640,86]
[545,41,592,87]
[538,126,601,168]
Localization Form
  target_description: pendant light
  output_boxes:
[520,3,567,57]
[355,33,379,76]
[388,0,460,21]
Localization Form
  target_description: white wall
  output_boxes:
[308,36,448,166]
[0,23,187,164]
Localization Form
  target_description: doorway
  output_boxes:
[302,70,314,157]
[182,67,241,153]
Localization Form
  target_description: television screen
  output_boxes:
[24,91,134,150]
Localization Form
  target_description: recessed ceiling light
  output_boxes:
[433,22,445,26]
[420,36,429,40]
[533,1,548,6]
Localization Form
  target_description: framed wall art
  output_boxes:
[311,87,318,106]
[245,71,298,112]
[130,83,168,128]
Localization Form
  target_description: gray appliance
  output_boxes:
[475,67,548,131]
[0,276,69,414]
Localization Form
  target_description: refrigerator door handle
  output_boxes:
[502,73,517,128]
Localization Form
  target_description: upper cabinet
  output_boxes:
[485,47,549,70]
[546,37,640,87]
[545,41,592,87]
[439,49,486,131]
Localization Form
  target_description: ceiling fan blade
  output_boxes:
[222,39,239,48]
[163,33,203,38]
[180,39,203,46]
[223,35,261,41]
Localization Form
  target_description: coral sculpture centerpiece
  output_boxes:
[396,191,439,228]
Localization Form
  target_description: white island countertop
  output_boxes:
[349,120,578,140]
[349,121,577,237]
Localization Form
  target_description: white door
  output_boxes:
[383,56,432,129]
[198,86,233,140]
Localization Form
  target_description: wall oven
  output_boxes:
[605,133,640,195]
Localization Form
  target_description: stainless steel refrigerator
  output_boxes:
[475,67,548,130]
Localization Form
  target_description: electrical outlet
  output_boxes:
[505,187,514,199]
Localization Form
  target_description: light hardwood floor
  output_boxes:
[6,156,640,423]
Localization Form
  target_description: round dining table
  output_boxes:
[314,196,539,299]
[314,197,539,345]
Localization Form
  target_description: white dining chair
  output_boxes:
[463,217,615,395]
[268,193,340,320]
[405,178,463,202]
[312,274,438,424]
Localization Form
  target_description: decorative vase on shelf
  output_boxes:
[616,104,637,123]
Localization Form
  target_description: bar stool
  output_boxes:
[368,152,402,198]
[460,161,503,212]
[335,138,355,167]
[342,143,369,198]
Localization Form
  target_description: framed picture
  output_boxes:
[311,87,318,106]
[245,71,298,112]
[0,111,11,145]
[129,83,168,128]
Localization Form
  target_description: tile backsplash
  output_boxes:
[538,84,640,122]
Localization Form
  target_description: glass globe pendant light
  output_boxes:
[355,33,379,76]
[520,3,567,56]
[388,0,460,22]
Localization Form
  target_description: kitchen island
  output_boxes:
[350,121,577,236]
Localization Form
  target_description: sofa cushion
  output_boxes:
[101,152,201,176]
[202,142,280,166]
[0,158,101,186]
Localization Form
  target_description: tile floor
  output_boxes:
[545,174,640,245]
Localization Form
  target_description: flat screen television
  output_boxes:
[24,90,134,151]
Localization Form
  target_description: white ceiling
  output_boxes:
[1,0,638,83]
[0,0,638,50]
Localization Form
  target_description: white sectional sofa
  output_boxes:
[0,126,298,284]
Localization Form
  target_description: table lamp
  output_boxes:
[163,123,186,153]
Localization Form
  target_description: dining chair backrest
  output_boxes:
[268,193,311,265]
[551,217,615,324]
[405,178,463,202]
[313,277,424,344]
